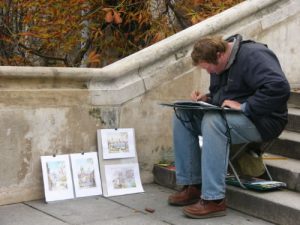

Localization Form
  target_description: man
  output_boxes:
[168,34,290,218]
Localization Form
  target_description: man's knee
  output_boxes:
[201,112,225,132]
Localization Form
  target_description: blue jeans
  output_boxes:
[173,109,262,200]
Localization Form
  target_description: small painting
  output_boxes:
[104,163,144,197]
[41,154,74,202]
[99,128,136,159]
[70,152,102,197]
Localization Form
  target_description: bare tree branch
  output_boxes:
[165,0,192,29]
[18,43,70,66]
[72,38,93,67]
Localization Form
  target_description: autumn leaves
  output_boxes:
[104,8,123,25]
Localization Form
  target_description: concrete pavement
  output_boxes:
[0,184,274,225]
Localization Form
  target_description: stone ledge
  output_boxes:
[261,0,300,30]
[0,0,283,104]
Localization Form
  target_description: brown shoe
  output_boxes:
[183,199,226,218]
[168,185,200,206]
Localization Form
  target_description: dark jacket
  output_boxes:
[209,34,290,141]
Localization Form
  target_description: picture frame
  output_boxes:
[99,128,136,159]
[41,154,74,202]
[70,152,102,197]
[104,163,144,197]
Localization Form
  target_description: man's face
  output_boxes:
[197,52,226,75]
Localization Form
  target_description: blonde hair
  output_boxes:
[191,36,227,65]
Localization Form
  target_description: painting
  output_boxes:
[104,163,144,197]
[41,154,74,202]
[99,128,136,159]
[70,152,102,197]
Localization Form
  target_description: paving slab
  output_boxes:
[0,184,278,225]
[110,184,274,225]
[26,196,139,225]
[85,214,169,225]
[0,203,67,225]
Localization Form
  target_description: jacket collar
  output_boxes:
[224,34,243,70]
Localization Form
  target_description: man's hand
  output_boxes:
[222,100,241,110]
[191,90,208,102]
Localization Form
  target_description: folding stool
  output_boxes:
[228,140,275,189]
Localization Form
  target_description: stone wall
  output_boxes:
[1,0,300,205]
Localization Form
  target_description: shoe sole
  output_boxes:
[183,210,226,219]
[168,198,200,206]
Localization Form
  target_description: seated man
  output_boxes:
[168,34,290,218]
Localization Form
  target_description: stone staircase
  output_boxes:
[153,90,300,225]
[227,90,300,225]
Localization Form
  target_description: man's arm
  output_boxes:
[240,48,290,118]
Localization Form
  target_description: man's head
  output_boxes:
[191,36,230,74]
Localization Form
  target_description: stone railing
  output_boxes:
[1,0,299,205]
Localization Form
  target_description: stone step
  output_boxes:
[266,131,300,160]
[288,90,300,108]
[153,165,177,189]
[264,154,300,192]
[286,107,300,132]
[226,186,300,225]
[153,164,300,225]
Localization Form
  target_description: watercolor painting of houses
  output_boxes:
[47,160,68,191]
[107,131,129,154]
[104,163,144,197]
[70,152,102,197]
[98,128,136,159]
[41,154,74,202]
[99,128,136,159]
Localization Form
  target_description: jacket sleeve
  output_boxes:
[242,47,290,118]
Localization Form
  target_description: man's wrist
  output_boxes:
[241,102,249,115]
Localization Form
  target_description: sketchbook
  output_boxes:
[226,177,286,191]
[159,100,240,112]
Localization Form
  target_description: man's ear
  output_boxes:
[216,51,225,63]
[216,52,223,58]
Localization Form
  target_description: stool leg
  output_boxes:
[263,163,273,181]
[228,160,247,189]
[262,140,275,181]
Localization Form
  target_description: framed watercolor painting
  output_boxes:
[104,163,144,197]
[99,128,136,159]
[41,154,74,202]
[70,152,102,197]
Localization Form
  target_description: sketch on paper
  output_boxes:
[99,128,136,159]
[111,166,136,189]
[70,152,102,197]
[76,157,96,188]
[107,131,129,154]
[46,160,68,191]
[104,163,144,197]
[41,154,74,202]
